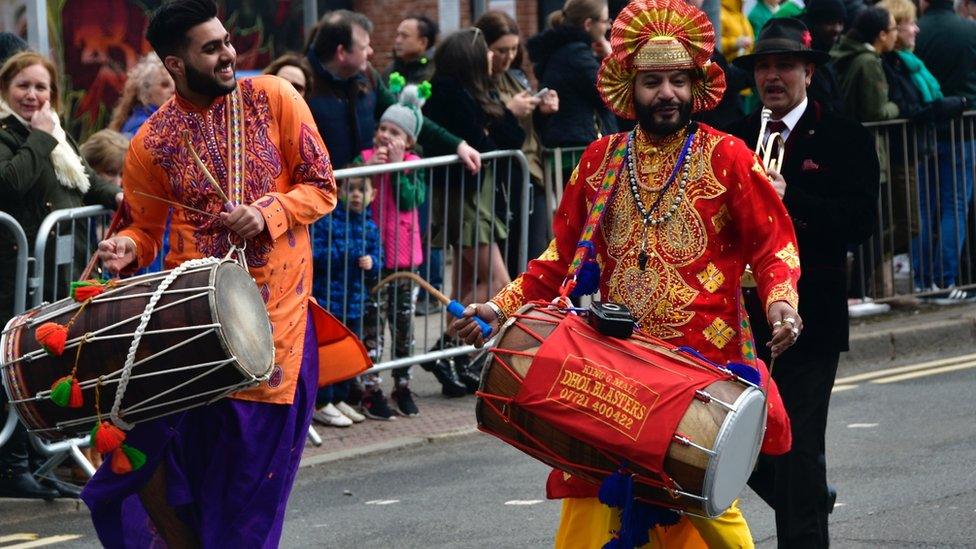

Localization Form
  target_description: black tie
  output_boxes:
[766,120,787,135]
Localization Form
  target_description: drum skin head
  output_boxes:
[212,263,274,378]
[702,386,766,517]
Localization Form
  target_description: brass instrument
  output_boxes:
[755,107,785,173]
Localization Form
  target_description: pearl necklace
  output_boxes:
[626,125,697,270]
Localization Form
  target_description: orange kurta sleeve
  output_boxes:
[116,134,170,270]
[252,77,336,240]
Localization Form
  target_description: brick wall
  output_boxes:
[352,1,540,78]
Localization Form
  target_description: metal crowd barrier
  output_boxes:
[320,150,531,376]
[0,212,29,450]
[30,204,114,307]
[541,145,587,236]
[856,111,976,303]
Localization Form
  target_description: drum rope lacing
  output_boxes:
[110,256,222,430]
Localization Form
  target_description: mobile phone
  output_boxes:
[533,87,550,99]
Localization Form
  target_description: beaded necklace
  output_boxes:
[626,124,697,269]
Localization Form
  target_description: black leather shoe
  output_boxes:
[431,359,467,398]
[0,472,59,500]
[40,476,83,499]
[827,485,837,514]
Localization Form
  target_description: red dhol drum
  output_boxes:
[477,304,767,518]
[1,258,274,442]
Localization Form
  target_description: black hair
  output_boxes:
[848,6,892,43]
[310,10,374,62]
[146,0,218,59]
[433,29,504,120]
[406,15,439,49]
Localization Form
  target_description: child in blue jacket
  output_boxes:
[312,176,395,422]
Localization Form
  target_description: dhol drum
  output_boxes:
[477,303,767,518]
[1,258,273,442]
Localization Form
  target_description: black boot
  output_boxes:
[430,358,467,398]
[0,472,58,500]
[0,422,58,500]
[455,352,486,394]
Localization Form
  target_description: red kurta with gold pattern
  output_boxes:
[493,123,800,367]
[117,75,336,405]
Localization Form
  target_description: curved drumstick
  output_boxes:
[372,271,493,338]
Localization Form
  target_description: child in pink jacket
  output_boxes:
[356,80,428,419]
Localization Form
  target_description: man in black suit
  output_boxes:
[729,18,880,548]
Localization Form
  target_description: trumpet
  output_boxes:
[755,107,785,174]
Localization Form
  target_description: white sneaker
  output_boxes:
[313,403,353,427]
[334,401,366,423]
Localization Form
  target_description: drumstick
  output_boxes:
[80,206,125,281]
[372,271,492,338]
[182,130,235,212]
[132,190,220,218]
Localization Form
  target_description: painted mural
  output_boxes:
[50,0,307,139]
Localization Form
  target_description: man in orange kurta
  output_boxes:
[453,0,803,546]
[84,1,337,546]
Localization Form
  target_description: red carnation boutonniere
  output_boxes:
[801,31,813,48]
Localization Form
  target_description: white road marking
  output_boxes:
[835,353,976,385]
[3,535,82,548]
[870,361,976,384]
[505,500,544,506]
[365,499,400,505]
[0,536,38,544]
[832,384,858,393]
[847,423,878,429]
[834,503,847,508]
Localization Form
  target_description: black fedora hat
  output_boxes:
[732,18,831,69]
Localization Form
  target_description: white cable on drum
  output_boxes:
[109,256,221,430]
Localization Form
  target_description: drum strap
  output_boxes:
[559,133,628,299]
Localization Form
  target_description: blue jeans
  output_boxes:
[912,139,975,288]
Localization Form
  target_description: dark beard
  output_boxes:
[635,98,692,138]
[185,61,236,99]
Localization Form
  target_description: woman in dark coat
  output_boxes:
[421,28,525,394]
[526,0,616,149]
[0,51,121,319]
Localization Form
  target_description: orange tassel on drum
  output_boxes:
[90,421,126,454]
[110,444,146,475]
[35,322,68,356]
[71,281,107,302]
[68,377,83,408]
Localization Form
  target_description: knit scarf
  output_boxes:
[0,98,90,194]
[896,50,944,104]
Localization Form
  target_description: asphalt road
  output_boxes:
[2,358,974,548]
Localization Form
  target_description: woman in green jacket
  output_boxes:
[830,6,901,121]
[0,51,121,319]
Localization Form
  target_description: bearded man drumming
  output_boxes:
[453,0,803,546]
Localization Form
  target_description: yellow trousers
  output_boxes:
[553,498,755,548]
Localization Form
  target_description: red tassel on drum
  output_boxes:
[71,283,106,302]
[90,421,126,454]
[110,447,132,474]
[68,377,84,408]
[109,444,146,475]
[35,322,68,356]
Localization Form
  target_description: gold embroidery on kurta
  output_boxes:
[538,239,560,262]
[775,242,800,270]
[766,280,800,311]
[494,278,526,317]
[697,262,725,293]
[712,204,731,234]
[703,317,735,349]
